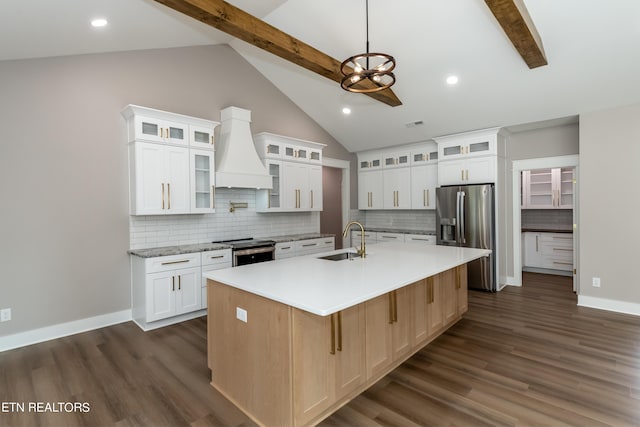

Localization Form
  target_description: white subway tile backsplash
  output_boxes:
[129,188,320,249]
[362,210,436,232]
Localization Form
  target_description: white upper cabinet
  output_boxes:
[190,149,216,213]
[382,151,411,169]
[357,152,383,171]
[357,141,437,210]
[129,142,190,215]
[253,133,326,212]
[410,164,437,209]
[435,128,506,186]
[122,105,219,215]
[522,167,574,209]
[358,170,384,210]
[383,168,411,209]
[189,125,216,149]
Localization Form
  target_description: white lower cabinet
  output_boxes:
[275,237,335,260]
[405,234,436,245]
[200,249,233,308]
[522,232,573,273]
[376,232,405,243]
[132,249,231,330]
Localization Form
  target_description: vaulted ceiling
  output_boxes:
[2,0,639,152]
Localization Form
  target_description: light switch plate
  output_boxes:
[592,277,601,287]
[0,308,11,322]
[236,307,247,323]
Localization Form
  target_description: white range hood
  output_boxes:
[215,106,272,189]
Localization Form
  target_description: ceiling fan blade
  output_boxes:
[153,0,402,107]
[485,0,547,68]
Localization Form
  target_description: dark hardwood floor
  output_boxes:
[1,273,639,426]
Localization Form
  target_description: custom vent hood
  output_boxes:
[215,106,272,189]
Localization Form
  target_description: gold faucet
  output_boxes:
[342,221,367,258]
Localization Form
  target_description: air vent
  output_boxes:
[405,120,424,128]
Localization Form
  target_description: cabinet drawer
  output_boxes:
[405,234,436,244]
[276,242,296,259]
[145,252,201,273]
[376,232,405,242]
[296,238,331,255]
[201,249,232,267]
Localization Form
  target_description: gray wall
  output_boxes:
[504,123,580,278]
[0,44,352,337]
[579,103,640,304]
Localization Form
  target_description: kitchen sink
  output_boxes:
[317,251,362,261]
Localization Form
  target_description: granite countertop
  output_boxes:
[204,243,490,316]
[267,233,335,243]
[521,228,573,233]
[128,242,232,258]
[128,233,335,258]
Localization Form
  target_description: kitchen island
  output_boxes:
[204,242,490,427]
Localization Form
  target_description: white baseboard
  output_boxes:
[504,276,522,287]
[578,295,640,317]
[0,309,132,353]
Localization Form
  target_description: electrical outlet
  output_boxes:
[592,277,601,288]
[236,307,247,323]
[0,308,11,322]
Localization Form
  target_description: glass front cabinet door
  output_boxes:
[190,149,215,213]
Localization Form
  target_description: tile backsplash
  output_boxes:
[129,188,319,249]
[361,210,436,231]
[521,209,573,229]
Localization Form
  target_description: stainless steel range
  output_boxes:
[213,238,276,266]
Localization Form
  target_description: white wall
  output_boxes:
[0,44,352,340]
[504,123,580,278]
[578,103,640,313]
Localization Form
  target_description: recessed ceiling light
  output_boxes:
[446,75,459,85]
[91,18,108,28]
[342,107,352,115]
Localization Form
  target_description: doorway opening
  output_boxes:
[321,158,351,249]
[512,155,579,292]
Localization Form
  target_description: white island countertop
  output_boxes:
[204,242,491,316]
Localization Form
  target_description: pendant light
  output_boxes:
[340,0,396,93]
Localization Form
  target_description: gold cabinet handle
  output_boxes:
[393,291,398,322]
[172,276,175,291]
[161,259,190,265]
[388,293,394,324]
[209,255,224,259]
[162,183,165,209]
[336,311,343,352]
[427,277,434,303]
[178,275,181,290]
[427,189,430,207]
[330,314,336,355]
[210,135,214,145]
[536,235,539,252]
[465,169,469,181]
[456,268,461,289]
[310,190,314,209]
[211,185,216,209]
[167,183,171,210]
[461,170,464,180]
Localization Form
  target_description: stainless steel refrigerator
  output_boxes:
[436,184,496,291]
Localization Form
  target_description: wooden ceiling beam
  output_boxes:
[485,0,548,68]
[153,0,402,107]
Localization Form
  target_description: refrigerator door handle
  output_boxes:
[455,191,461,243]
[459,191,466,244]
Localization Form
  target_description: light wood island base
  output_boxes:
[207,264,467,427]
